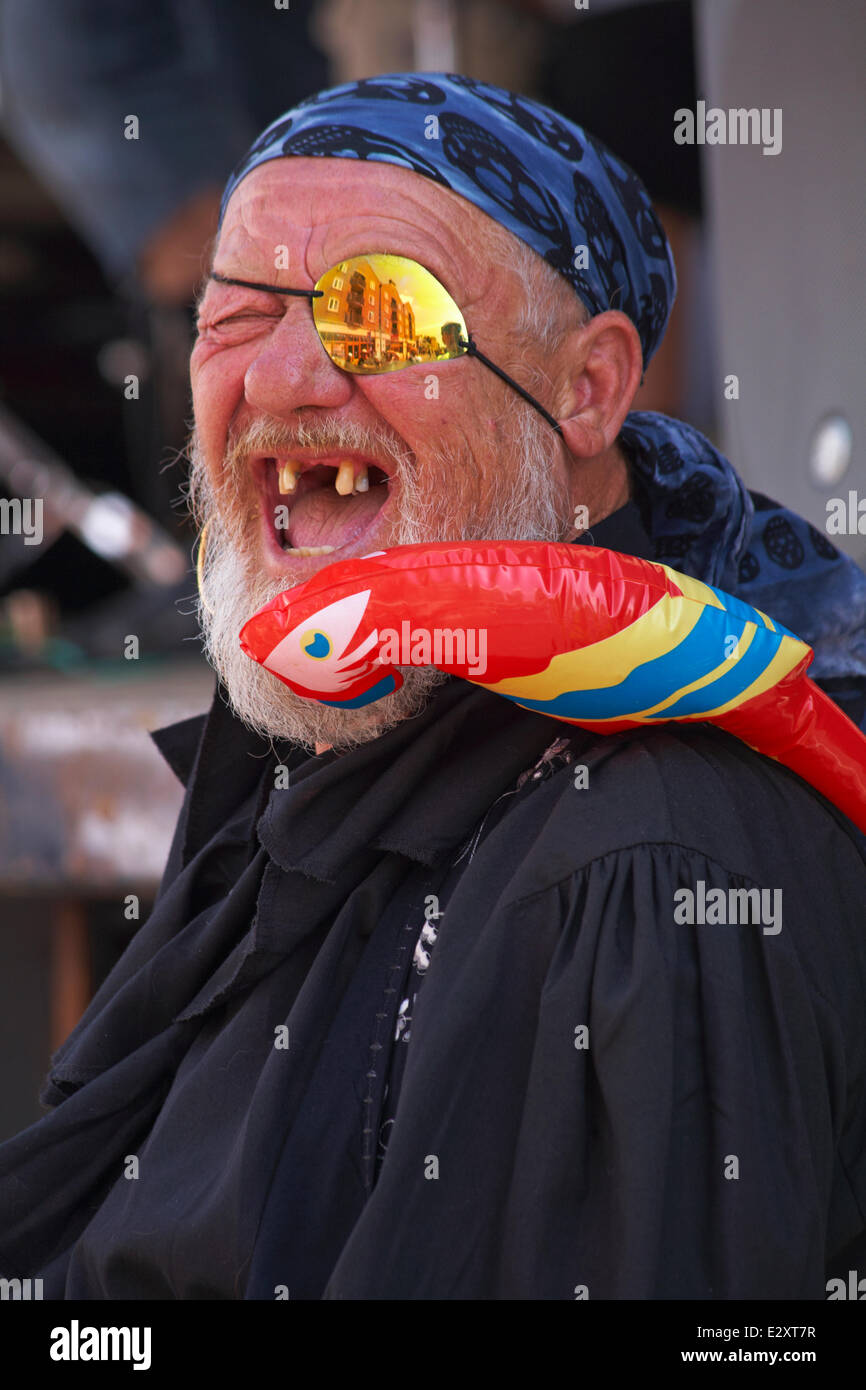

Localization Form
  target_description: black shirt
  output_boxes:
[2,503,866,1299]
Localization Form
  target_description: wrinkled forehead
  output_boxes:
[214,156,509,301]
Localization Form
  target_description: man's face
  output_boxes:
[189,157,572,748]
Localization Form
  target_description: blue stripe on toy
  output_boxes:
[321,673,397,707]
[706,582,800,641]
[646,625,784,718]
[509,605,749,720]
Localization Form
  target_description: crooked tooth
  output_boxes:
[335,459,355,496]
[353,465,369,494]
[277,461,298,494]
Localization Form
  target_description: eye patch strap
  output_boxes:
[210,271,323,298]
[463,339,564,436]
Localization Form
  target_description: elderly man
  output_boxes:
[2,74,866,1301]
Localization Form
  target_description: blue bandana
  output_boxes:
[619,414,866,718]
[218,71,676,370]
[218,72,866,733]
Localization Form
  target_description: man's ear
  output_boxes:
[553,311,644,458]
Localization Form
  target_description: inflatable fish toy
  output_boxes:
[239,542,866,834]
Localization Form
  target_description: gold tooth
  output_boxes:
[335,459,355,496]
[277,461,298,494]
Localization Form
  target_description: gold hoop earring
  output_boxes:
[196,520,215,615]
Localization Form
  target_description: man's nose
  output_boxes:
[243,304,354,417]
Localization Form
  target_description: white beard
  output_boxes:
[187,407,571,751]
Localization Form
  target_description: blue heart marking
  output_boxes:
[303,631,331,659]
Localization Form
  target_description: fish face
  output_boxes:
[240,587,402,703]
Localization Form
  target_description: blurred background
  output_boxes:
[0,0,863,1138]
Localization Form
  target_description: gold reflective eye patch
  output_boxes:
[311,254,468,373]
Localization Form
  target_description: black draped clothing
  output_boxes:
[2,505,866,1300]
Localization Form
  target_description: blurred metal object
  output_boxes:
[95,336,151,387]
[3,588,56,656]
[0,662,212,891]
[50,900,90,1051]
[0,660,213,1136]
[809,413,854,489]
[0,401,187,588]
[697,0,866,563]
[315,0,545,94]
[413,0,457,70]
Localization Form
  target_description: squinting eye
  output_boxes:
[200,311,280,335]
[217,312,273,326]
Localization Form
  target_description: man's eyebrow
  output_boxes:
[208,271,323,298]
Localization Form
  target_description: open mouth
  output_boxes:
[253,454,393,559]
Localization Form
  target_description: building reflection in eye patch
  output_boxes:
[313,254,468,371]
